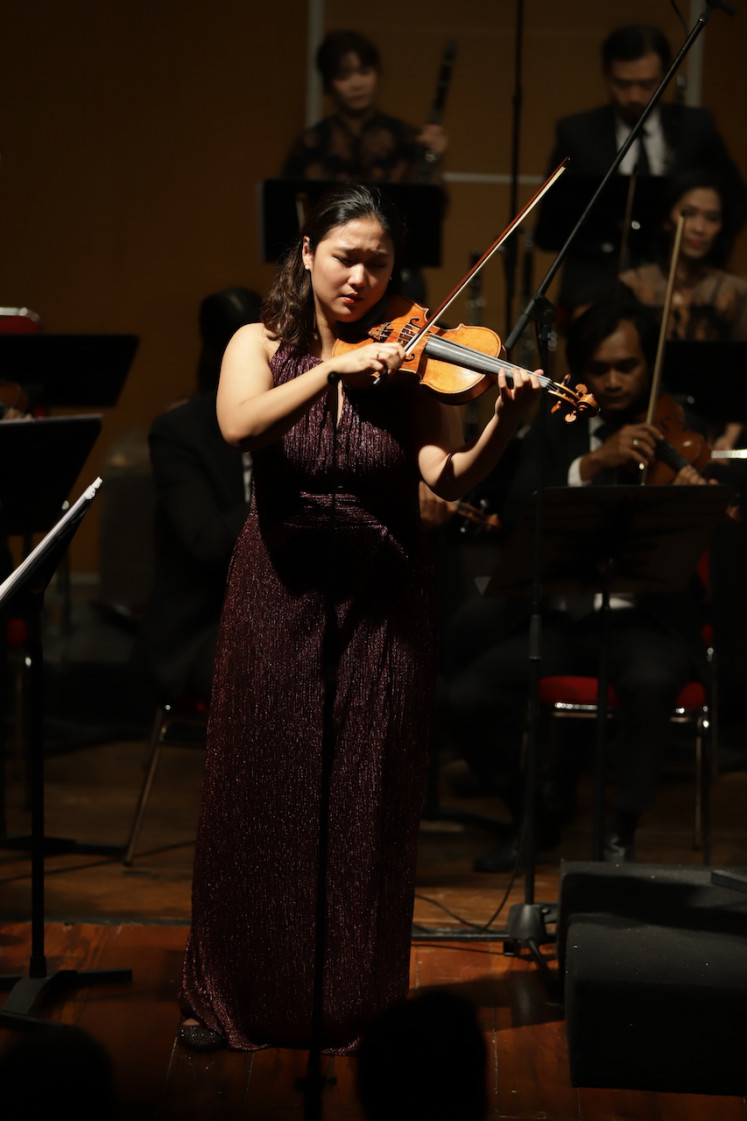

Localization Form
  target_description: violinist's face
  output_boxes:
[329,52,379,116]
[581,321,650,415]
[303,217,394,327]
[667,187,723,262]
[605,51,663,126]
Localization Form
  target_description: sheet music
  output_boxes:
[0,478,101,607]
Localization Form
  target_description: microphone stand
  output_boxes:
[296,375,340,1121]
[497,0,735,980]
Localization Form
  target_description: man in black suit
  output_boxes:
[134,288,260,706]
[535,25,746,311]
[444,300,711,869]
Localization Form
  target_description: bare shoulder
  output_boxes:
[227,321,281,362]
[220,323,281,384]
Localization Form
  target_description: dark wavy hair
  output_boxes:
[566,298,659,376]
[262,184,404,351]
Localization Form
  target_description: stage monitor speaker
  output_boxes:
[558,861,747,1096]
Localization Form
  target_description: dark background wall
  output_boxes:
[1,0,744,573]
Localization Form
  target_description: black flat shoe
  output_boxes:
[178,1022,226,1053]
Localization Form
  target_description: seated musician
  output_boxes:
[443,299,713,869]
[620,167,747,450]
[133,287,260,707]
[534,24,746,315]
[282,29,447,185]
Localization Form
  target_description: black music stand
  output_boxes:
[0,414,122,858]
[663,341,747,425]
[489,484,730,951]
[258,178,445,268]
[534,173,667,259]
[0,333,138,409]
[0,480,132,1028]
[0,416,102,535]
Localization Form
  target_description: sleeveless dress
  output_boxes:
[179,344,437,1053]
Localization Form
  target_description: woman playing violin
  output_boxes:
[178,184,540,1055]
[620,169,747,345]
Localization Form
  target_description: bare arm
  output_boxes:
[216,324,405,451]
[414,371,542,500]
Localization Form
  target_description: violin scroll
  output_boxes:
[549,375,598,423]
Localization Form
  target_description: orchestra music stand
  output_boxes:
[663,341,747,425]
[0,333,138,409]
[258,178,445,268]
[485,483,730,972]
[533,173,667,261]
[0,480,132,1028]
[0,414,122,858]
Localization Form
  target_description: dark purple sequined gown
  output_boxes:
[179,345,437,1053]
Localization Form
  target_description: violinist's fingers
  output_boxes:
[623,425,656,464]
[336,342,404,381]
[496,369,541,397]
[378,342,405,372]
[673,464,708,487]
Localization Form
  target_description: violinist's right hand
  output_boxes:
[325,341,406,387]
[581,422,659,481]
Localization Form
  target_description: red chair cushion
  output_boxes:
[539,675,705,712]
[539,676,617,706]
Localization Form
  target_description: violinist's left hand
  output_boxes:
[416,124,447,159]
[494,368,543,420]
[672,464,713,487]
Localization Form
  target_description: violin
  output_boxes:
[453,499,500,534]
[643,393,712,486]
[638,214,716,487]
[333,295,598,422]
[332,160,597,421]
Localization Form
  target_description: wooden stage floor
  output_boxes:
[1,737,747,1119]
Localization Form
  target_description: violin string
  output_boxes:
[421,334,595,417]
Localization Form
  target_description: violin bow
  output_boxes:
[401,159,568,356]
[645,212,685,425]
